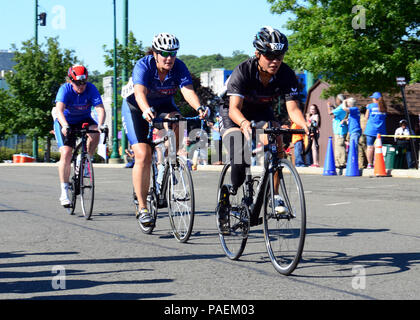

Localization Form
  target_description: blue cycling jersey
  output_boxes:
[129,55,193,108]
[55,82,103,124]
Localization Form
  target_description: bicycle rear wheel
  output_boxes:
[167,157,195,242]
[263,158,306,275]
[80,155,94,220]
[216,163,249,260]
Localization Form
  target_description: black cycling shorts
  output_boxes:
[122,95,180,145]
[54,117,98,149]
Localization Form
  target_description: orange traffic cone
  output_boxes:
[373,134,388,177]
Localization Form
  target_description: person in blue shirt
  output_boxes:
[328,94,348,169]
[53,65,106,207]
[363,92,387,168]
[122,33,208,226]
[342,97,362,162]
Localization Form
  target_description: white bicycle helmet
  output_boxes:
[152,33,180,52]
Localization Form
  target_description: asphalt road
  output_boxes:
[0,164,419,302]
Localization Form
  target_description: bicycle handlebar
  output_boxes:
[67,125,109,144]
[147,115,204,141]
[250,120,319,156]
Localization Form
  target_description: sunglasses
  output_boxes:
[72,79,87,86]
[158,50,177,58]
[262,52,284,61]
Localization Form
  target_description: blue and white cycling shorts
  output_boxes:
[122,95,179,145]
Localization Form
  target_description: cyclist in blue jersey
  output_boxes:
[53,65,107,207]
[122,33,208,225]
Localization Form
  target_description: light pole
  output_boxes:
[33,0,47,161]
[120,0,128,160]
[109,0,120,161]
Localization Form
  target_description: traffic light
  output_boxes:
[39,12,47,26]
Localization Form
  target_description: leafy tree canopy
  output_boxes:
[179,51,250,76]
[267,0,420,97]
[0,37,77,138]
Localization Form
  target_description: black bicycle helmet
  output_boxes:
[253,26,288,55]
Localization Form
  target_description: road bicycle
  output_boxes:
[66,123,108,220]
[215,121,317,275]
[133,115,202,242]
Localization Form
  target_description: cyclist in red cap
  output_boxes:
[53,65,107,207]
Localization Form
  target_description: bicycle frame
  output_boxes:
[241,121,314,225]
[147,116,201,206]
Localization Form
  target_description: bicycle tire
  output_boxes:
[263,158,306,275]
[67,147,82,215]
[167,156,195,242]
[80,155,95,220]
[216,163,249,260]
[67,162,78,215]
[136,161,159,234]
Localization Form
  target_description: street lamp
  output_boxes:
[109,0,120,161]
[33,0,47,161]
[396,76,418,169]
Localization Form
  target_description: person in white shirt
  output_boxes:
[394,119,415,168]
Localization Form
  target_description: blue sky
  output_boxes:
[0,0,293,73]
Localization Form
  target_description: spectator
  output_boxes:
[394,119,415,168]
[358,106,368,168]
[306,104,321,167]
[291,121,306,167]
[328,94,348,169]
[342,97,362,162]
[208,113,223,165]
[364,92,387,169]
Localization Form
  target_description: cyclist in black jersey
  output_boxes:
[219,26,309,216]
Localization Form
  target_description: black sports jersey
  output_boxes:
[226,57,299,113]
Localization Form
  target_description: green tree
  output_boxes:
[0,37,77,140]
[267,0,420,97]
[179,52,250,76]
[103,31,146,78]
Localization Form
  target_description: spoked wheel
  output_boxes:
[263,158,306,275]
[66,162,78,215]
[167,157,195,243]
[216,163,249,260]
[80,155,95,220]
[67,176,78,215]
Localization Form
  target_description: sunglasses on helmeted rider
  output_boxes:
[262,52,284,61]
[71,79,87,86]
[158,50,177,58]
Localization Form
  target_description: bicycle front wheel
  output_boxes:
[216,163,249,260]
[80,155,95,220]
[263,159,306,275]
[167,157,195,242]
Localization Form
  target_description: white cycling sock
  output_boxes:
[60,183,69,198]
